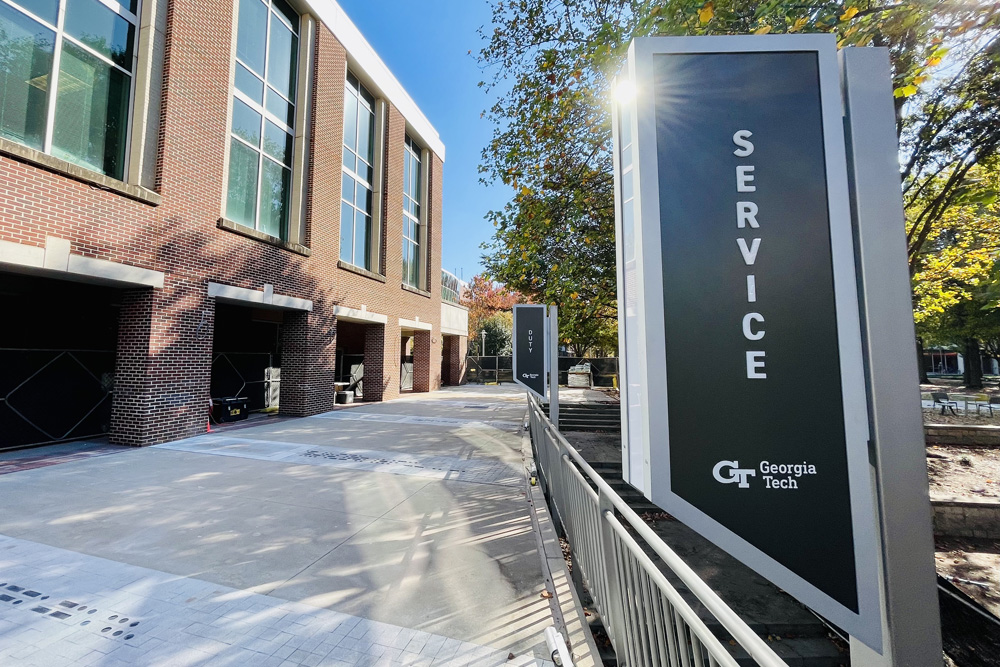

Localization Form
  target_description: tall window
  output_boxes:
[402,135,422,288]
[227,0,298,240]
[340,73,375,269]
[0,0,139,179]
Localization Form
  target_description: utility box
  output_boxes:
[212,397,248,423]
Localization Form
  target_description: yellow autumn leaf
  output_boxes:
[914,75,929,85]
[571,292,579,300]
[698,2,714,24]
[926,56,942,67]
[840,6,859,20]
[789,17,808,32]
[754,25,772,35]
[901,84,918,97]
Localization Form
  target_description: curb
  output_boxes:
[521,414,602,667]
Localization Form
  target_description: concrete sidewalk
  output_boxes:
[0,386,563,666]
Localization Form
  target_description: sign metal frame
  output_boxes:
[613,35,882,649]
[513,304,548,400]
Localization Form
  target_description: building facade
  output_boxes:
[0,0,466,449]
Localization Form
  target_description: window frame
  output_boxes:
[340,72,383,273]
[224,0,301,242]
[0,0,142,180]
[401,134,423,289]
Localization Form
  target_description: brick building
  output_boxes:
[0,0,468,449]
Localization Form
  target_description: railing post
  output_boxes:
[598,491,627,659]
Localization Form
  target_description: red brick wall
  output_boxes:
[447,334,468,386]
[0,9,450,445]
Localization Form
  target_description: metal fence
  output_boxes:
[528,394,786,667]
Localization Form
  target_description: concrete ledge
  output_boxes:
[932,497,1000,539]
[337,260,386,283]
[0,138,162,206]
[208,281,312,311]
[402,283,431,298]
[0,237,164,288]
[333,305,387,324]
[217,218,311,256]
[925,424,1000,447]
[398,317,432,331]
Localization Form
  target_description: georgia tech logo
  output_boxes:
[712,460,756,489]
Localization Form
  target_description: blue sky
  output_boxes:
[337,0,510,282]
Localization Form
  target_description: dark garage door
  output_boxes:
[0,274,119,450]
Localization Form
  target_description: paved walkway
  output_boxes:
[0,386,559,666]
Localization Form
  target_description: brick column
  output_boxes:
[412,330,431,392]
[363,322,397,402]
[280,307,337,416]
[448,335,468,385]
[110,281,214,446]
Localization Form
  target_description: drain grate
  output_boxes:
[0,579,142,641]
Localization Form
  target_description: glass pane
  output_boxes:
[226,138,259,228]
[342,89,357,152]
[272,0,299,33]
[402,240,410,285]
[622,169,633,201]
[235,62,263,104]
[0,5,54,151]
[266,14,296,101]
[341,172,354,204]
[51,41,129,178]
[339,202,354,262]
[402,156,409,198]
[353,210,369,268]
[236,0,266,76]
[355,182,370,213]
[358,160,372,185]
[263,119,291,165]
[358,81,374,108]
[64,0,134,71]
[265,86,294,126]
[11,0,58,26]
[622,144,632,170]
[357,105,373,163]
[258,158,289,238]
[231,97,261,146]
[413,158,421,202]
[111,0,138,17]
[342,147,355,173]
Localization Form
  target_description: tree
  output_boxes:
[477,0,1000,358]
[462,274,524,345]
[480,312,514,356]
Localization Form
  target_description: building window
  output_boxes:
[226,0,299,240]
[0,0,140,179]
[402,135,422,288]
[340,73,375,270]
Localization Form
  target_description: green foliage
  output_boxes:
[477,0,1000,353]
[480,312,514,356]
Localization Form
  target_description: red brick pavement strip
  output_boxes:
[0,447,130,476]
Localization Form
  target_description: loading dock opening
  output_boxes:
[0,273,119,450]
[211,304,282,414]
[334,320,366,398]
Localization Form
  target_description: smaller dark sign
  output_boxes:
[513,305,547,399]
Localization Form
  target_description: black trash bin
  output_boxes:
[212,397,249,423]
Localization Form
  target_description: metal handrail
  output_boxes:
[527,393,786,667]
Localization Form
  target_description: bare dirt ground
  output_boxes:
[936,536,1000,618]
[927,445,1000,499]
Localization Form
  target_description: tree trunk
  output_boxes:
[916,337,929,384]
[964,338,984,389]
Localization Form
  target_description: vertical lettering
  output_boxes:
[746,351,767,379]
[747,275,757,303]
[737,201,759,228]
[736,166,756,192]
[732,130,754,157]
